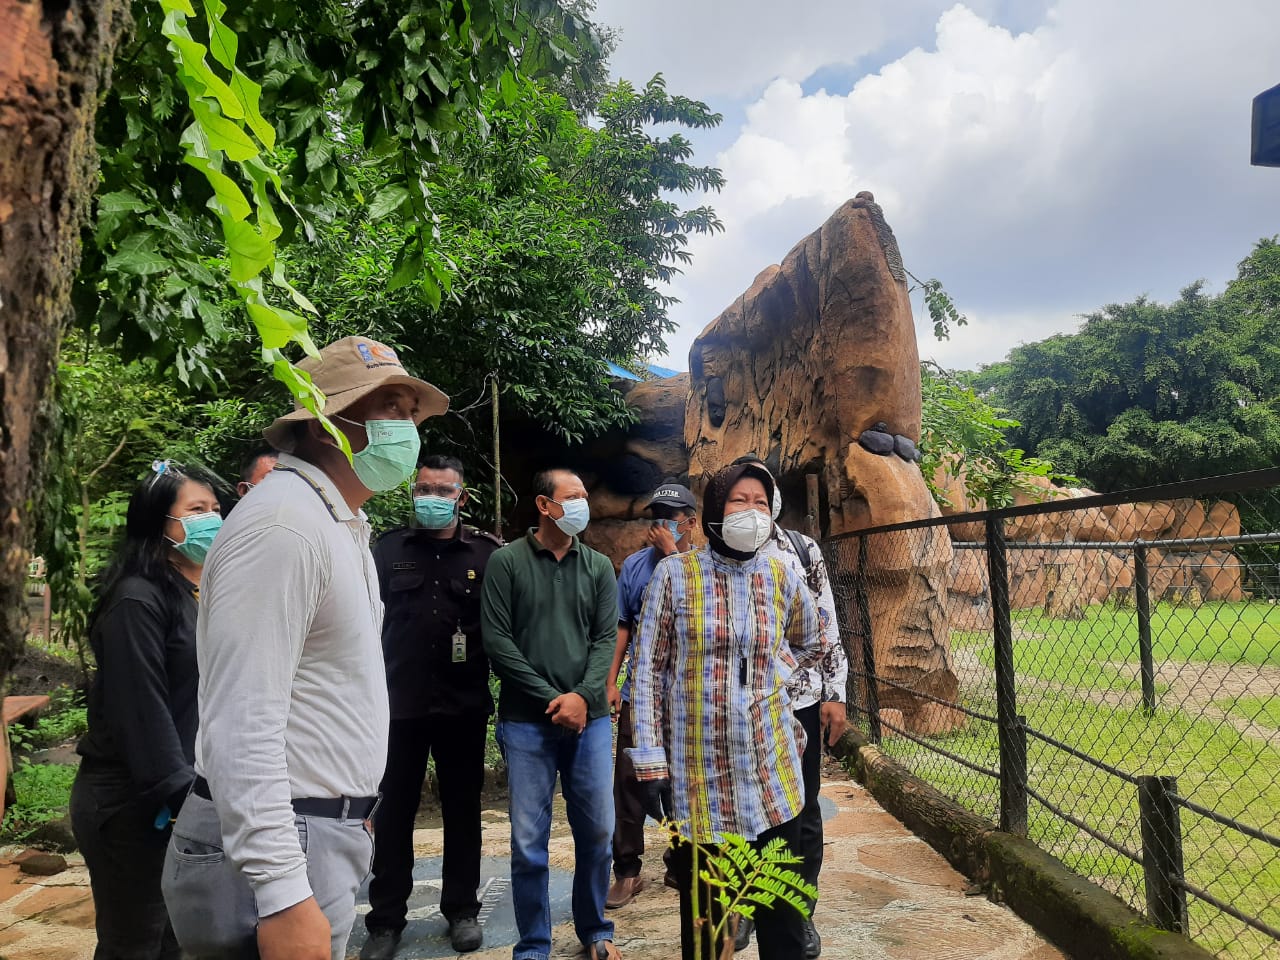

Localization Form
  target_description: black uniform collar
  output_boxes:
[408,521,468,546]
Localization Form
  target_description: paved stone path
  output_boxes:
[0,765,1065,959]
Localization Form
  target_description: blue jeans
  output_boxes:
[496,717,615,960]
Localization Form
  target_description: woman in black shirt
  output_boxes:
[71,461,223,960]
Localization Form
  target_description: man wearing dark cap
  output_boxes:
[604,480,697,909]
[163,336,448,960]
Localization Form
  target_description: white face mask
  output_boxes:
[720,509,772,554]
[550,497,590,537]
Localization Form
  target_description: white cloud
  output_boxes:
[916,304,1085,371]
[652,0,1280,371]
[590,0,960,98]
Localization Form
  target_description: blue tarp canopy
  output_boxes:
[606,361,680,381]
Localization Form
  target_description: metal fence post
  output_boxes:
[987,514,1027,835]
[1134,542,1157,714]
[1138,775,1188,933]
[855,534,881,744]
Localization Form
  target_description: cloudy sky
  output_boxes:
[590,0,1280,372]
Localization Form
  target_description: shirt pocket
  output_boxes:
[447,577,483,618]
[385,572,425,621]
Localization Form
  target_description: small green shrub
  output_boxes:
[7,687,88,756]
[2,762,77,840]
[31,703,89,748]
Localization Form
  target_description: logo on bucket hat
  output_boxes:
[356,340,401,369]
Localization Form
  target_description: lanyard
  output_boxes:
[728,571,750,685]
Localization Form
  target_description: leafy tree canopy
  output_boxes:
[289,75,722,444]
[920,362,1070,509]
[77,0,602,385]
[972,239,1280,491]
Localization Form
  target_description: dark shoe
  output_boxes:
[449,917,483,953]
[804,918,822,958]
[592,940,622,959]
[359,929,402,960]
[606,874,647,908]
[733,916,753,952]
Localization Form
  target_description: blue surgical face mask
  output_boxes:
[166,511,222,564]
[551,497,590,537]
[657,519,681,538]
[414,495,459,530]
[337,416,421,492]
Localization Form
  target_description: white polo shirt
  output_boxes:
[194,453,388,917]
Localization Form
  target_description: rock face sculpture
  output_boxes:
[682,193,962,734]
[498,195,963,735]
[937,469,1245,630]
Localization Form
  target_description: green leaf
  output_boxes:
[223,219,273,281]
[105,235,171,276]
[230,72,275,150]
[269,351,348,455]
[421,271,441,310]
[271,262,318,315]
[304,130,334,173]
[202,0,238,71]
[191,100,257,161]
[183,154,251,221]
[499,69,518,105]
[158,0,196,17]
[388,244,424,292]
[368,185,409,220]
[97,191,148,215]
[425,62,449,95]
[246,301,307,349]
[164,31,246,121]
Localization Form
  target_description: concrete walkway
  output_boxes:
[0,765,1065,960]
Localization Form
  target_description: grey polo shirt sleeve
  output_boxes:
[197,523,327,917]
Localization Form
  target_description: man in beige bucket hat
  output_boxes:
[163,336,448,960]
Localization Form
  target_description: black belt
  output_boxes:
[192,776,379,821]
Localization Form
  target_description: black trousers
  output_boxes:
[611,701,647,879]
[796,702,824,906]
[70,769,180,960]
[669,816,806,960]
[366,714,488,933]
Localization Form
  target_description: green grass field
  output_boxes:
[878,600,1280,959]
[1217,695,1280,731]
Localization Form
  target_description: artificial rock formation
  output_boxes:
[937,466,1246,622]
[681,193,961,735]
[499,195,964,735]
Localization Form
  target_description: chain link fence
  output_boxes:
[820,468,1280,960]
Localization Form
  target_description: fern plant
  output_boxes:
[675,822,817,960]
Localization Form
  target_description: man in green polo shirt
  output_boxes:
[481,468,621,960]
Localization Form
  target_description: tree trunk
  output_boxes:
[0,0,129,809]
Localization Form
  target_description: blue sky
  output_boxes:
[591,0,1280,372]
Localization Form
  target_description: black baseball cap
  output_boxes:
[647,480,696,511]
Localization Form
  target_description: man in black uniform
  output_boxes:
[361,454,502,959]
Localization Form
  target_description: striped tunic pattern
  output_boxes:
[628,546,823,842]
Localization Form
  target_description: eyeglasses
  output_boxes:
[413,483,462,499]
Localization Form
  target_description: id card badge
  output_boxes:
[451,628,467,663]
